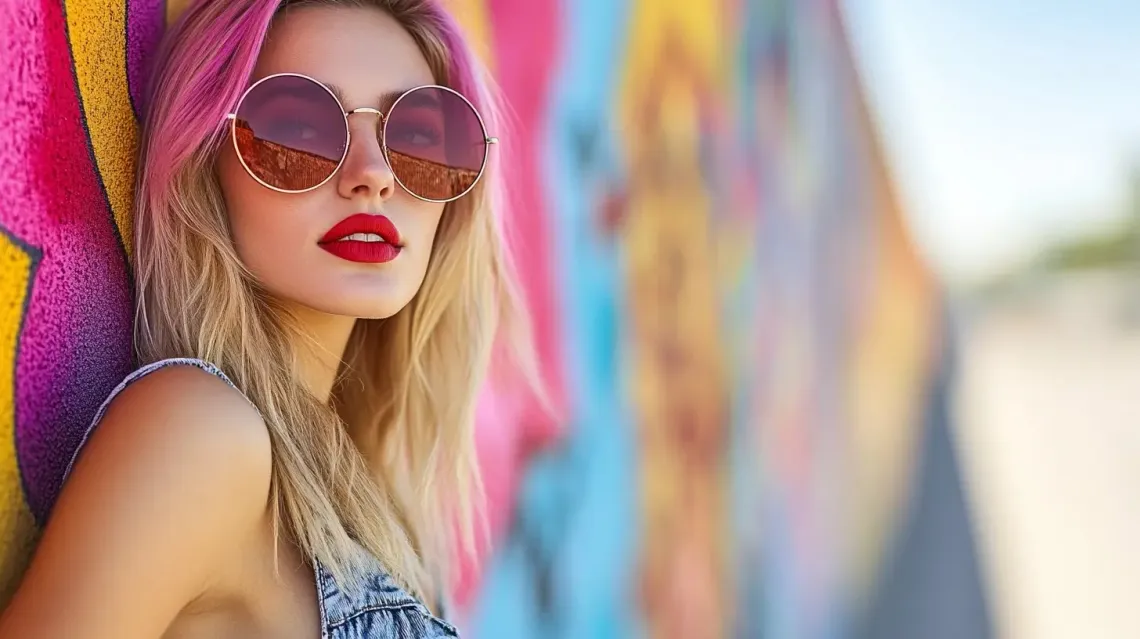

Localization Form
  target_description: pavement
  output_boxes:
[954,271,1140,638]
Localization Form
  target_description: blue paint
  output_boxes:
[469,0,637,637]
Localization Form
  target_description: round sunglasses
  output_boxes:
[224,73,497,203]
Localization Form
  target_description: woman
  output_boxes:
[0,0,535,637]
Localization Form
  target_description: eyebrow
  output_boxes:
[323,81,417,111]
[396,88,442,108]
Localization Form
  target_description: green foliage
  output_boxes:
[1039,218,1140,271]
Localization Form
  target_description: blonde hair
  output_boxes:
[133,0,536,603]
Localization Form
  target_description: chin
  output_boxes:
[296,276,418,319]
[309,297,412,321]
[354,307,406,321]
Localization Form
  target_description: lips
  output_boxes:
[319,213,402,264]
[320,213,402,245]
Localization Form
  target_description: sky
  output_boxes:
[840,0,1140,283]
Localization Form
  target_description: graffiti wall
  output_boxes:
[0,0,985,636]
[454,0,977,636]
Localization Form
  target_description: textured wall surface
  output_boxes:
[0,1,987,636]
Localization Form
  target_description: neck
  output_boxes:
[285,303,357,404]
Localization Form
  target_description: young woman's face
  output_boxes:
[218,5,445,319]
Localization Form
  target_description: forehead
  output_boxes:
[252,5,435,109]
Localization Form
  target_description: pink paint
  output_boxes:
[485,0,565,450]
[455,0,566,608]
[126,0,167,118]
[0,0,135,522]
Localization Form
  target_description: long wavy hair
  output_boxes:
[133,0,534,604]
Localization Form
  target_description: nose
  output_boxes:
[336,109,396,202]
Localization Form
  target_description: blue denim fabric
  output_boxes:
[71,358,459,639]
[316,551,458,638]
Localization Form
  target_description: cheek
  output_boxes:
[217,150,315,270]
[408,201,446,262]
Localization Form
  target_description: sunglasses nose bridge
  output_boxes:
[346,107,385,124]
[345,107,387,144]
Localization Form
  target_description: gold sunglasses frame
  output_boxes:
[224,72,498,203]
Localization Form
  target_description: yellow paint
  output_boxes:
[832,10,938,593]
[445,0,496,68]
[843,141,937,592]
[617,0,732,634]
[0,232,39,604]
[617,0,726,155]
[65,0,137,258]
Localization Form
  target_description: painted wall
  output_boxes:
[0,0,986,636]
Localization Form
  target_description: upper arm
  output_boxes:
[0,366,272,639]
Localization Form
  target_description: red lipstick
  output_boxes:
[318,213,402,264]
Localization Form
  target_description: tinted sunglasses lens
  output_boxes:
[233,75,347,192]
[385,87,487,201]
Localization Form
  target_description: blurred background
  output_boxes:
[448,1,1140,637]
[0,0,1137,637]
[847,2,1140,638]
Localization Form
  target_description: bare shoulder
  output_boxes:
[0,364,273,639]
[87,363,274,514]
[103,364,271,462]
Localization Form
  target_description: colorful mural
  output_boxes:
[0,0,987,636]
[0,0,142,601]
